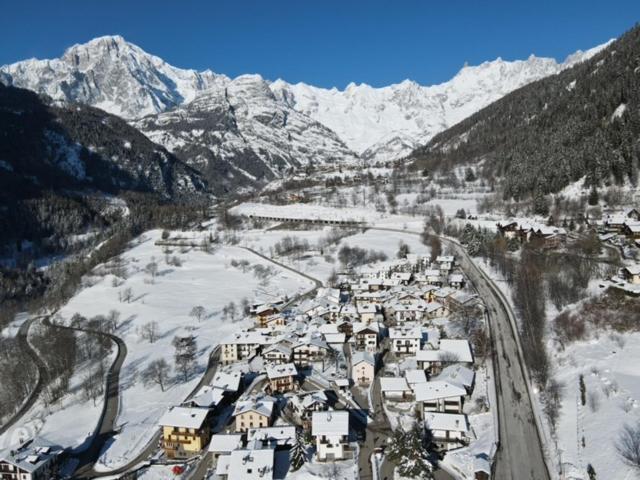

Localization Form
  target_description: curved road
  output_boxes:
[37,318,129,479]
[368,227,551,480]
[0,317,48,437]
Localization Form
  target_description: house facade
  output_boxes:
[266,363,298,393]
[312,411,350,461]
[159,406,211,459]
[351,351,375,386]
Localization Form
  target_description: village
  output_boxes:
[146,251,491,480]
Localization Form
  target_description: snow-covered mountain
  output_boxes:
[0,35,611,174]
[271,42,611,162]
[0,35,228,119]
[135,74,357,192]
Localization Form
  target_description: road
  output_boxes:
[0,317,48,437]
[38,318,129,479]
[369,227,551,480]
[240,246,324,307]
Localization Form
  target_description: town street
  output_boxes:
[368,227,551,480]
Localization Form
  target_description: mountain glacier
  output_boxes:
[0,35,611,180]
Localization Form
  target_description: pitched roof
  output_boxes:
[212,371,242,392]
[379,377,411,392]
[312,410,349,436]
[436,364,475,390]
[439,339,473,363]
[247,426,296,445]
[159,406,209,429]
[266,362,297,380]
[227,448,275,480]
[424,412,469,433]
[189,386,226,408]
[233,399,275,418]
[352,351,375,366]
[405,369,428,385]
[413,381,467,402]
[208,433,244,453]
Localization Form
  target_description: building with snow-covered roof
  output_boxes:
[292,335,330,366]
[424,412,471,451]
[353,322,378,352]
[226,447,275,480]
[312,411,350,461]
[185,385,226,409]
[357,303,378,322]
[266,362,298,393]
[389,326,422,355]
[413,381,467,415]
[405,369,428,387]
[233,398,275,432]
[622,264,640,284]
[448,273,465,289]
[212,371,243,393]
[380,377,412,400]
[262,342,292,364]
[0,444,62,480]
[436,364,476,395]
[221,331,271,363]
[352,351,376,386]
[159,406,211,458]
[247,426,297,448]
[414,339,473,374]
[208,433,244,460]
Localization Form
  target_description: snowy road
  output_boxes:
[0,316,47,437]
[367,227,551,480]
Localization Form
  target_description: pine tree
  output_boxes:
[461,223,476,245]
[533,188,550,216]
[386,423,434,479]
[588,187,599,206]
[290,429,306,471]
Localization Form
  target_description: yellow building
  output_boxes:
[159,406,211,458]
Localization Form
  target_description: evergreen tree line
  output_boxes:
[411,24,640,202]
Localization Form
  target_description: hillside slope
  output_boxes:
[0,84,209,249]
[409,26,640,201]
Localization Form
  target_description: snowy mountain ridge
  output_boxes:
[0,35,611,168]
[271,41,612,161]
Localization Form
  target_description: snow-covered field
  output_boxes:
[0,330,115,453]
[552,332,640,479]
[3,229,315,471]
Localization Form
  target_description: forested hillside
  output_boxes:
[410,24,640,201]
[0,84,210,252]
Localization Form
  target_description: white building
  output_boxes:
[424,412,470,450]
[389,326,422,355]
[221,331,270,363]
[352,351,376,385]
[413,381,467,415]
[312,411,350,461]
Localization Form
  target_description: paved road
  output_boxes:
[39,319,129,479]
[368,227,550,480]
[0,317,48,437]
[448,239,550,480]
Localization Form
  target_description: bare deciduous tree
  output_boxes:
[190,305,206,322]
[119,287,133,303]
[616,421,640,471]
[142,358,171,391]
[140,321,160,343]
[145,261,158,282]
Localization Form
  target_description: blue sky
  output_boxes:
[1,1,638,88]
